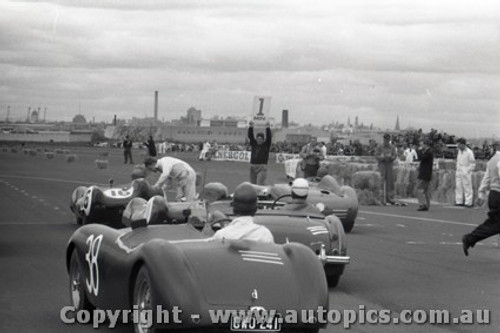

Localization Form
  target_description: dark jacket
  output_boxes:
[123,139,132,151]
[144,138,157,157]
[418,147,434,181]
[248,126,272,165]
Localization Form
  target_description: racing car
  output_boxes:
[124,183,350,288]
[210,175,358,232]
[69,178,163,227]
[67,219,329,333]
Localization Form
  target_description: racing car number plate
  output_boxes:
[230,313,281,332]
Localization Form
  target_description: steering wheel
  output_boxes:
[271,194,292,210]
[209,218,233,231]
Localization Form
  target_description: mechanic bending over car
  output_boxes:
[280,178,323,215]
[212,182,274,243]
[144,156,197,202]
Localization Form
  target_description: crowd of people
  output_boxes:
[117,124,499,259]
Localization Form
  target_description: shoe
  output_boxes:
[465,204,474,208]
[462,235,471,256]
[417,206,428,211]
[455,203,464,207]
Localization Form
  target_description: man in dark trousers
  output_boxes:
[123,135,133,164]
[144,135,157,157]
[416,139,434,211]
[462,141,500,256]
[248,121,272,185]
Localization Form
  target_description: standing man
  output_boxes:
[403,143,418,163]
[199,140,211,161]
[143,136,157,157]
[248,121,272,185]
[299,137,324,178]
[416,139,434,211]
[462,141,500,256]
[144,156,197,202]
[123,135,133,164]
[455,137,476,207]
[375,133,398,205]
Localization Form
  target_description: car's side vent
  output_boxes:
[239,250,284,265]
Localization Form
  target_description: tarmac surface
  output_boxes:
[0,146,498,333]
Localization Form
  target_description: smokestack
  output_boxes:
[282,109,289,129]
[154,91,158,122]
[43,108,47,122]
[113,114,117,126]
[27,107,31,123]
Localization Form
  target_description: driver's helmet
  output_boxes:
[291,178,309,199]
[233,182,258,216]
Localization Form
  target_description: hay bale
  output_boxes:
[355,189,382,205]
[1,147,8,153]
[352,170,381,191]
[36,147,43,152]
[55,149,64,154]
[45,152,55,159]
[95,159,109,169]
[29,149,37,157]
[10,147,18,153]
[23,149,29,155]
[65,154,77,163]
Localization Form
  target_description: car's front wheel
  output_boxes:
[133,266,158,333]
[69,251,93,311]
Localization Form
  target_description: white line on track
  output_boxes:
[359,210,477,227]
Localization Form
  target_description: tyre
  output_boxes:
[326,273,341,288]
[133,266,158,333]
[342,219,355,233]
[69,251,93,311]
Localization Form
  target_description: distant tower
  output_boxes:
[282,110,289,128]
[43,108,47,122]
[27,107,31,123]
[395,115,400,131]
[154,91,158,122]
[6,105,10,122]
[355,116,359,127]
[347,117,351,127]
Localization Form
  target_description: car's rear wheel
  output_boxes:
[326,274,340,288]
[69,251,93,311]
[342,219,355,233]
[133,266,157,333]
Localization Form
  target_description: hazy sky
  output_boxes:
[1,0,499,138]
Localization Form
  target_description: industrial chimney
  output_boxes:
[154,91,158,122]
[282,109,289,129]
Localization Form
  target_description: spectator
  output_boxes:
[143,136,157,157]
[212,182,274,243]
[403,143,418,163]
[123,135,133,164]
[375,133,398,205]
[455,138,476,207]
[144,156,197,202]
[461,141,500,256]
[248,121,272,185]
[199,140,211,161]
[416,139,434,211]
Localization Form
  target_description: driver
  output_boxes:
[212,182,274,243]
[281,178,322,215]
